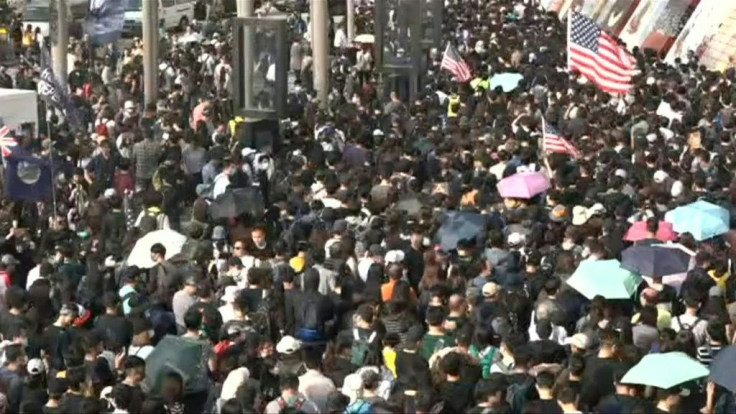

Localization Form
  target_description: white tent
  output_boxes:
[0,89,38,132]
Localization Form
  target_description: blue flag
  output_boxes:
[85,0,125,46]
[4,154,52,202]
[39,48,83,132]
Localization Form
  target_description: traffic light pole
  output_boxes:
[51,0,68,85]
[142,0,159,106]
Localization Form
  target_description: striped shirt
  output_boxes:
[696,343,723,366]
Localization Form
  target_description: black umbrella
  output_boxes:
[621,245,690,277]
[143,335,209,395]
[209,187,265,219]
[710,346,736,393]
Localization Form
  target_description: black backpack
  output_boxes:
[301,296,321,331]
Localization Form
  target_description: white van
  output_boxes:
[123,0,196,37]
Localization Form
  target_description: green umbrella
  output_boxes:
[621,352,708,389]
[566,259,642,299]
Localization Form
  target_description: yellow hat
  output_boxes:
[289,256,305,273]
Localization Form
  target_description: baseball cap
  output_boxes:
[27,358,44,376]
[482,282,500,298]
[385,250,405,264]
[565,333,590,350]
[276,336,301,355]
[221,285,240,303]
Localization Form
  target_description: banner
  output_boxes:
[699,10,736,71]
[619,0,671,49]
[558,0,598,20]
[665,0,736,64]
[596,0,641,36]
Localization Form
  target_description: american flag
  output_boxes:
[440,43,472,83]
[568,11,638,94]
[0,125,17,158]
[542,118,580,158]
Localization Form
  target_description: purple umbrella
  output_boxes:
[496,172,551,199]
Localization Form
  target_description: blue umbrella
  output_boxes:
[436,211,487,251]
[490,73,524,92]
[665,200,729,241]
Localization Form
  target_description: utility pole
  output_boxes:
[51,0,68,84]
[237,0,254,108]
[142,0,159,106]
[311,0,329,107]
[346,0,355,43]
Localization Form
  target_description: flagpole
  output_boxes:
[541,118,553,177]
[44,100,57,216]
[566,11,572,71]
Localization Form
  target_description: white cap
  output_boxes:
[385,250,405,264]
[27,358,44,375]
[276,336,301,355]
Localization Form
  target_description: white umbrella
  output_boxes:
[177,32,204,45]
[353,34,375,44]
[127,229,187,268]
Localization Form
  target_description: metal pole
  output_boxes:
[142,0,159,106]
[237,0,255,108]
[44,101,57,215]
[346,0,355,43]
[311,0,329,107]
[51,0,69,87]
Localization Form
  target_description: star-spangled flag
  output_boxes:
[568,11,638,94]
[440,43,473,83]
[39,48,83,131]
[542,118,580,158]
[85,0,125,46]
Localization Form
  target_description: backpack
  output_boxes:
[506,378,535,414]
[350,329,378,366]
[678,316,704,334]
[301,296,321,331]
[346,399,373,414]
[251,289,273,339]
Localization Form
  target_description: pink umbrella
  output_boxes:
[624,221,678,242]
[496,172,551,199]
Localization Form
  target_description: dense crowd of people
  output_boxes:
[0,0,736,413]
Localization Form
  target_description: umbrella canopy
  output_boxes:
[143,335,210,395]
[490,72,524,92]
[496,172,551,199]
[622,352,708,389]
[621,245,691,277]
[710,346,736,393]
[436,211,487,251]
[665,200,729,241]
[127,229,187,268]
[396,195,424,216]
[209,187,265,219]
[566,259,641,299]
[623,220,678,242]
[354,33,375,43]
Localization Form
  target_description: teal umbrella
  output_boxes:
[566,259,641,299]
[664,200,729,241]
[490,73,524,92]
[622,352,708,389]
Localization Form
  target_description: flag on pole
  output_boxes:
[39,48,83,131]
[567,11,638,94]
[542,118,580,158]
[4,153,52,202]
[440,43,473,83]
[85,0,125,45]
